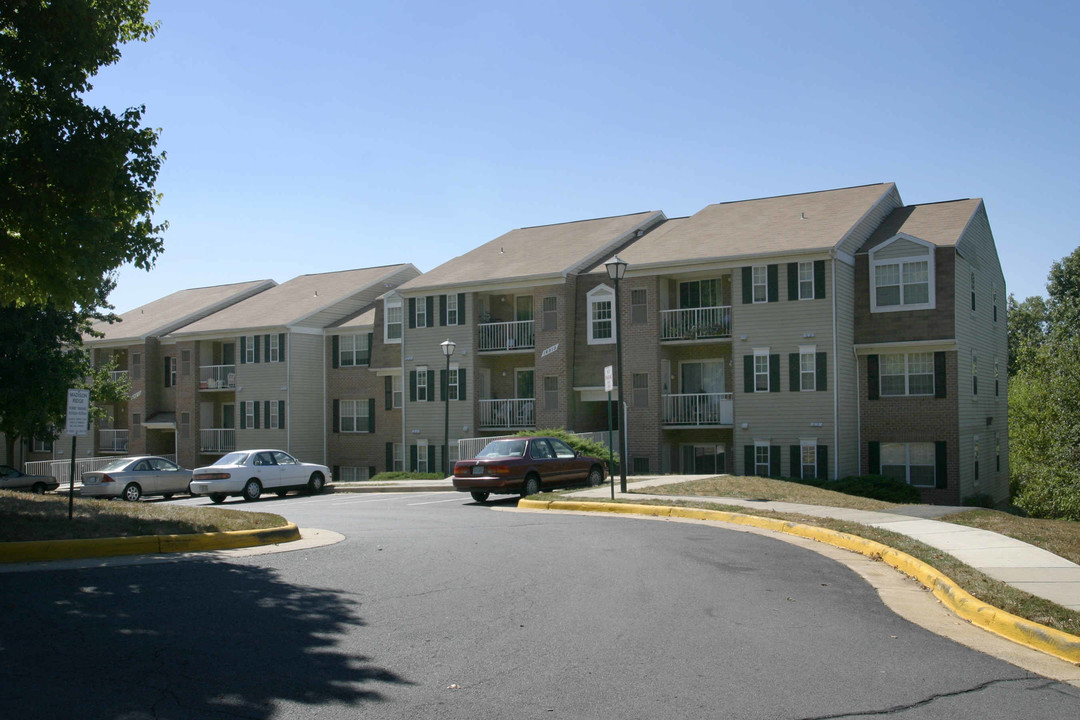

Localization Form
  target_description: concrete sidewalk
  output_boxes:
[567,476,1080,611]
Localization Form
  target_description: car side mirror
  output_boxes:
[576,450,582,457]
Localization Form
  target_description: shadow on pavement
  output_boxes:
[1,559,411,718]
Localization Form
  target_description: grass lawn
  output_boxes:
[0,490,289,543]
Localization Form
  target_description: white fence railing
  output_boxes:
[24,456,127,486]
[200,428,235,453]
[98,429,129,453]
[477,398,535,429]
[660,306,731,341]
[200,364,236,390]
[662,393,733,425]
[478,320,535,352]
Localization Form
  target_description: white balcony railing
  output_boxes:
[109,370,129,382]
[477,398,535,429]
[662,393,733,426]
[660,306,731,341]
[200,428,235,453]
[200,364,236,390]
[98,429,129,453]
[478,320,535,352]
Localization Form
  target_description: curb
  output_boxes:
[519,499,1080,665]
[0,523,302,564]
[328,484,451,494]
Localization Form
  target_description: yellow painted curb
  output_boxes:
[0,522,301,563]
[519,499,1080,665]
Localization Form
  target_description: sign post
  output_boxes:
[604,366,614,499]
[65,389,90,520]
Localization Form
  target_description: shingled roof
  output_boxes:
[858,199,982,252]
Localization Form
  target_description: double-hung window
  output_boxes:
[244,401,255,430]
[415,298,427,328]
[800,441,817,479]
[269,401,279,429]
[798,262,814,300]
[881,443,935,487]
[587,285,615,344]
[447,363,459,401]
[339,399,368,433]
[870,237,934,312]
[754,442,771,476]
[393,443,404,472]
[446,294,458,326]
[417,441,429,473]
[754,350,770,392]
[245,335,256,363]
[416,367,428,401]
[339,334,370,367]
[799,346,816,391]
[385,301,403,342]
[879,353,934,396]
[269,334,280,363]
[392,375,403,408]
[752,266,768,303]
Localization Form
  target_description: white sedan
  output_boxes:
[189,449,330,504]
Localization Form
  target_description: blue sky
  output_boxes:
[89,1,1080,313]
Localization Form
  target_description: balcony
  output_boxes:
[478,320,535,352]
[660,306,731,341]
[200,428,235,453]
[200,364,236,390]
[98,429,129,453]
[478,398,535,429]
[662,393,733,427]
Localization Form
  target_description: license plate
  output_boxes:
[84,477,98,485]
[472,465,484,475]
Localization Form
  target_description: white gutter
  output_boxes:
[322,332,327,466]
[287,330,292,454]
[831,252,839,480]
[853,344,861,475]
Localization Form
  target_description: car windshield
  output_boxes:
[476,439,527,458]
[98,458,136,472]
[212,452,249,466]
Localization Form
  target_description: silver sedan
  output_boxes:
[80,456,194,502]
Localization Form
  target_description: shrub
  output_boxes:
[367,472,445,482]
[784,474,923,504]
[513,428,619,468]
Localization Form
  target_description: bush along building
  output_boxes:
[72,182,1007,505]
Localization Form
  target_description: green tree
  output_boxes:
[1045,246,1080,333]
[0,0,166,310]
[1006,293,1047,375]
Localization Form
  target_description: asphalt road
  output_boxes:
[3,491,1079,719]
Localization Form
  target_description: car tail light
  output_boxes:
[101,474,115,483]
[195,472,231,480]
[488,465,510,475]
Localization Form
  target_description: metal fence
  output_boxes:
[24,454,177,489]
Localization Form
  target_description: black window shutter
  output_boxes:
[934,352,947,398]
[385,443,393,471]
[935,441,948,489]
[427,370,436,401]
[868,355,880,400]
[744,445,754,476]
[264,401,270,428]
[868,441,880,474]
[769,354,780,392]
[164,356,171,387]
[440,369,447,402]
[789,445,800,478]
[240,403,247,430]
[333,465,339,480]
[457,293,466,324]
[816,352,827,391]
[365,332,373,364]
[253,401,261,429]
[410,445,418,472]
[426,296,434,326]
[332,399,340,433]
[264,334,271,362]
[279,401,285,430]
[408,298,416,328]
[368,466,376,479]
[368,398,375,433]
[279,333,286,361]
[458,368,467,400]
[385,376,393,410]
[743,355,754,393]
[409,371,417,402]
[789,353,800,392]
[331,336,339,368]
[253,335,261,363]
[767,264,779,303]
[439,295,447,326]
[239,336,247,364]
[817,445,828,479]
[741,267,753,304]
[814,261,826,299]
[786,263,799,301]
[769,446,781,477]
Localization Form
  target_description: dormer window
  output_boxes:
[869,235,935,313]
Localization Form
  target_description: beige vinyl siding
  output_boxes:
[233,347,289,453]
[732,257,837,477]
[952,204,1008,502]
[873,239,931,260]
[835,185,903,257]
[286,332,326,463]
[834,259,859,478]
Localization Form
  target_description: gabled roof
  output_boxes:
[858,199,983,252]
[616,183,897,269]
[87,279,276,343]
[173,265,415,335]
[397,211,664,292]
[329,306,376,330]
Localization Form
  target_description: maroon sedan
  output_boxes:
[453,436,607,503]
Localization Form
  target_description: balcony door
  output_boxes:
[222,342,235,366]
[680,360,724,394]
[679,278,722,309]
[515,369,534,399]
[222,403,235,429]
[515,296,533,322]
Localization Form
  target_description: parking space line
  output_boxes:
[407,497,465,506]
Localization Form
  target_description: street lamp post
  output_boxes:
[604,255,628,493]
[440,338,456,477]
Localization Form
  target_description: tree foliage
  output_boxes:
[1006,293,1046,376]
[0,0,166,310]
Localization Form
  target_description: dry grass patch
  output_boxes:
[939,509,1080,566]
[0,491,288,543]
[640,475,903,511]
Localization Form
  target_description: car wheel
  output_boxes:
[122,483,142,502]
[307,472,325,495]
[522,474,541,497]
[587,466,604,487]
[209,493,227,504]
[275,490,288,498]
[242,479,262,502]
[470,491,490,503]
[30,482,47,494]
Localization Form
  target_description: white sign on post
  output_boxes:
[604,365,614,393]
[65,389,91,437]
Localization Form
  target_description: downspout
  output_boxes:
[287,329,292,454]
[831,252,839,480]
[853,345,861,475]
[401,318,407,471]
[322,331,327,465]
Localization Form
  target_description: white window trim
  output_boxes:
[339,399,369,434]
[587,284,616,345]
[800,439,817,479]
[244,401,255,429]
[972,350,978,400]
[416,366,428,402]
[245,335,256,363]
[753,347,770,393]
[415,298,427,328]
[752,266,768,304]
[270,334,280,363]
[393,442,404,472]
[448,361,460,401]
[799,344,816,392]
[384,299,403,344]
[881,442,936,487]
[869,235,936,313]
[753,440,771,476]
[798,261,814,300]
[392,373,403,409]
[879,352,935,397]
[446,294,458,325]
[417,439,429,473]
